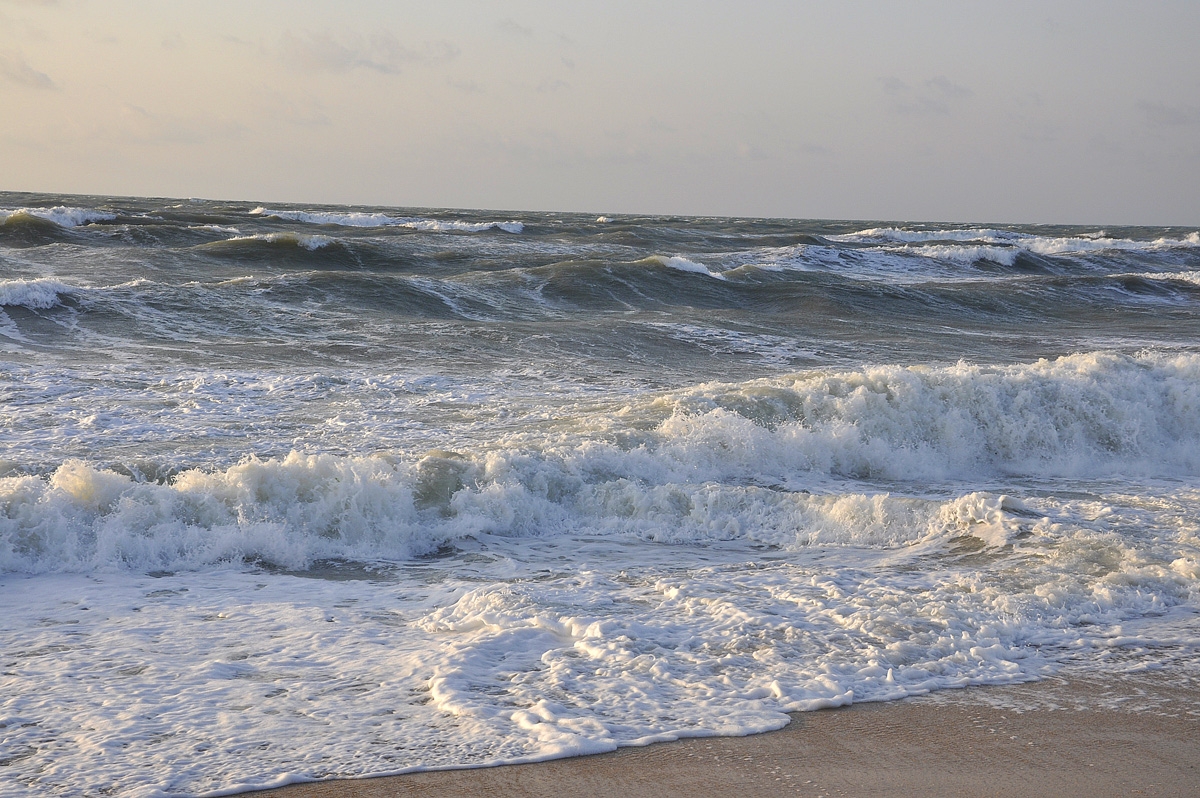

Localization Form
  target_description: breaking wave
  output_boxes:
[832,227,1200,258]
[250,207,524,233]
[4,351,1198,573]
[0,206,117,228]
[0,277,77,309]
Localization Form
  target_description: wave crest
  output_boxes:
[0,277,76,309]
[4,352,1199,574]
[0,206,116,228]
[250,207,524,233]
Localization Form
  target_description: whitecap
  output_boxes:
[649,255,727,280]
[0,206,116,228]
[250,207,524,233]
[0,277,76,309]
[222,233,335,250]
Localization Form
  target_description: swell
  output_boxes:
[0,211,77,246]
[6,265,1199,369]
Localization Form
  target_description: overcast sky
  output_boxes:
[2,0,1197,224]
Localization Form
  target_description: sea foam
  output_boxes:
[4,351,1198,574]
[251,207,524,233]
[0,206,116,228]
[0,277,76,309]
[833,226,1200,257]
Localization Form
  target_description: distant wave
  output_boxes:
[831,227,1027,244]
[249,207,400,227]
[250,207,524,233]
[1123,270,1200,287]
[0,206,116,228]
[215,232,337,251]
[832,226,1200,257]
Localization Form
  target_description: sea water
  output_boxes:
[1,192,1198,796]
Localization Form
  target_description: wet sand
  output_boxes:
[244,674,1200,798]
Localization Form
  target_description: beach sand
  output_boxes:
[244,673,1199,798]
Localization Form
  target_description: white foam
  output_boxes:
[649,255,727,280]
[832,226,1200,260]
[189,224,241,234]
[0,206,116,227]
[250,207,400,227]
[398,218,524,234]
[0,277,75,309]
[895,243,1022,266]
[222,232,335,250]
[4,476,1197,795]
[830,227,1027,244]
[250,207,524,233]
[5,351,1200,575]
[725,242,982,283]
[1023,233,1200,256]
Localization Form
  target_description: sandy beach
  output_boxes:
[244,673,1200,798]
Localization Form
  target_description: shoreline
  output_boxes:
[241,672,1200,798]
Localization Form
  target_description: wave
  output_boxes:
[832,226,1200,258]
[5,351,1199,574]
[1123,270,1200,288]
[831,227,1027,244]
[250,207,524,233]
[193,234,363,266]
[645,255,727,279]
[0,206,116,228]
[216,232,337,251]
[720,241,1064,285]
[0,453,1038,574]
[0,277,76,309]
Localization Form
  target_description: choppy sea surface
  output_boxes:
[2,192,1199,796]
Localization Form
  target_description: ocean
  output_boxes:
[2,191,1199,796]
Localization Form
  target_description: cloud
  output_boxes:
[926,76,972,100]
[1137,100,1198,127]
[448,78,484,95]
[0,51,55,89]
[497,18,534,37]
[113,103,246,146]
[281,31,458,75]
[255,94,330,128]
[881,75,973,116]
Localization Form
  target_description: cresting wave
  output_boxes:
[203,232,338,252]
[250,206,525,233]
[0,277,76,309]
[831,226,1200,252]
[645,254,727,279]
[0,205,117,228]
[4,351,1198,574]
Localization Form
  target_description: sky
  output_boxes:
[1,0,1198,225]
